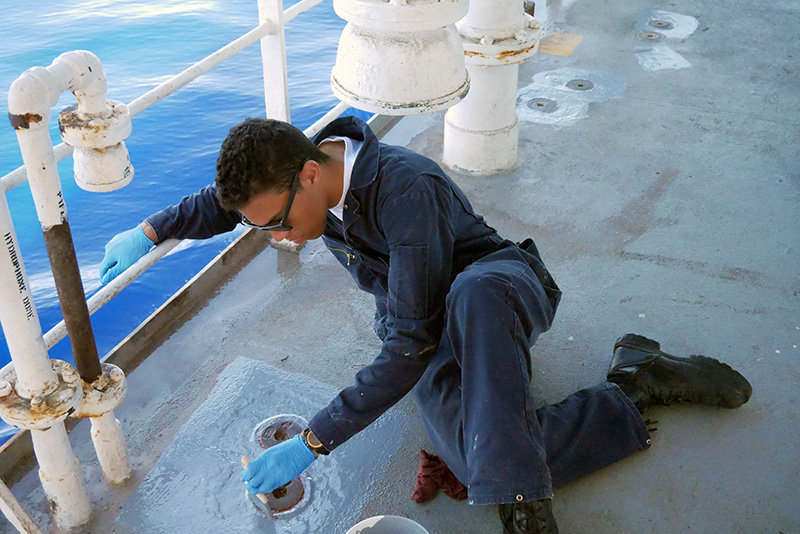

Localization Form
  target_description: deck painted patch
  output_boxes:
[517,68,626,126]
[636,44,692,71]
[538,33,584,56]
[117,356,408,533]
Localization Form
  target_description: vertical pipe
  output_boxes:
[12,121,102,383]
[30,426,92,529]
[90,411,132,485]
[258,0,291,122]
[0,192,91,530]
[0,192,57,398]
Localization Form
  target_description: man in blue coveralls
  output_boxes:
[100,116,752,533]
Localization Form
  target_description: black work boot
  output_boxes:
[608,333,752,412]
[498,498,559,534]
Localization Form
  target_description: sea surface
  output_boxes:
[0,0,365,444]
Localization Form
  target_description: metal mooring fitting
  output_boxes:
[249,414,311,516]
[331,0,470,115]
[72,363,127,419]
[58,100,134,192]
[0,361,82,430]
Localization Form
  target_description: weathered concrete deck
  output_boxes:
[2,0,798,531]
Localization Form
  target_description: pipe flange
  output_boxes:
[462,15,540,66]
[58,100,132,150]
[73,363,127,418]
[0,360,82,430]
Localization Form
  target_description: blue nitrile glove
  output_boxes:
[240,434,317,495]
[100,225,154,284]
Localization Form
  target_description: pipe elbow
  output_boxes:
[7,66,59,121]
[53,51,110,117]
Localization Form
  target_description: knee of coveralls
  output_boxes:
[413,249,558,504]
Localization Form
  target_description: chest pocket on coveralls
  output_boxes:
[388,245,429,320]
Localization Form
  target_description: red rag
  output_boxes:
[411,450,468,504]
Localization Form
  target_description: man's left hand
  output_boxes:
[240,434,317,495]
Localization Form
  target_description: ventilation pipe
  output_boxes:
[331,0,470,115]
[6,51,133,498]
[443,0,540,173]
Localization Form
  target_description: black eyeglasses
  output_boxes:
[240,161,307,232]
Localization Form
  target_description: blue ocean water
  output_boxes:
[0,0,366,445]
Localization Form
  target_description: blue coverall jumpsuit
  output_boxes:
[145,116,650,506]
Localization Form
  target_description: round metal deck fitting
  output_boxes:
[649,19,674,29]
[636,31,665,41]
[525,98,558,113]
[248,414,311,518]
[566,79,595,91]
[257,417,303,449]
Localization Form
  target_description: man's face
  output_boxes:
[239,168,329,243]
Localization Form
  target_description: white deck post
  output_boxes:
[258,0,291,122]
[443,0,540,174]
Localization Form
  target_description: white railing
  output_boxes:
[0,0,350,360]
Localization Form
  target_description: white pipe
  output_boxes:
[0,144,72,194]
[284,0,327,22]
[0,478,43,534]
[0,192,57,398]
[43,238,180,349]
[90,411,132,485]
[443,0,536,174]
[29,426,91,530]
[7,52,130,520]
[127,22,274,116]
[258,0,291,121]
[304,101,349,138]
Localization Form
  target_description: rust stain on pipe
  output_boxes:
[43,221,102,382]
[8,112,43,130]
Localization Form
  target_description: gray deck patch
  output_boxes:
[116,356,408,533]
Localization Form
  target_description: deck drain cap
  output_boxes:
[526,98,558,113]
[649,19,674,29]
[636,31,665,41]
[566,79,594,91]
[249,414,310,517]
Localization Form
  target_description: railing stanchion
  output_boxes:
[258,0,291,121]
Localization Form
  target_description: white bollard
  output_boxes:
[443,0,540,174]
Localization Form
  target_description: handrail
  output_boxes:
[1,20,275,194]
[41,101,352,350]
[0,3,353,353]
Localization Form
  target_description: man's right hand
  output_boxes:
[100,225,155,284]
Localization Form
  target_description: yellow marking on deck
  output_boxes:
[538,33,584,56]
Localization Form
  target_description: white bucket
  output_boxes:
[345,515,430,534]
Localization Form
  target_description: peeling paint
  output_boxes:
[7,112,43,130]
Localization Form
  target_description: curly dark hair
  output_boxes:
[215,118,330,210]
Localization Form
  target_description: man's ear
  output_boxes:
[300,160,321,187]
